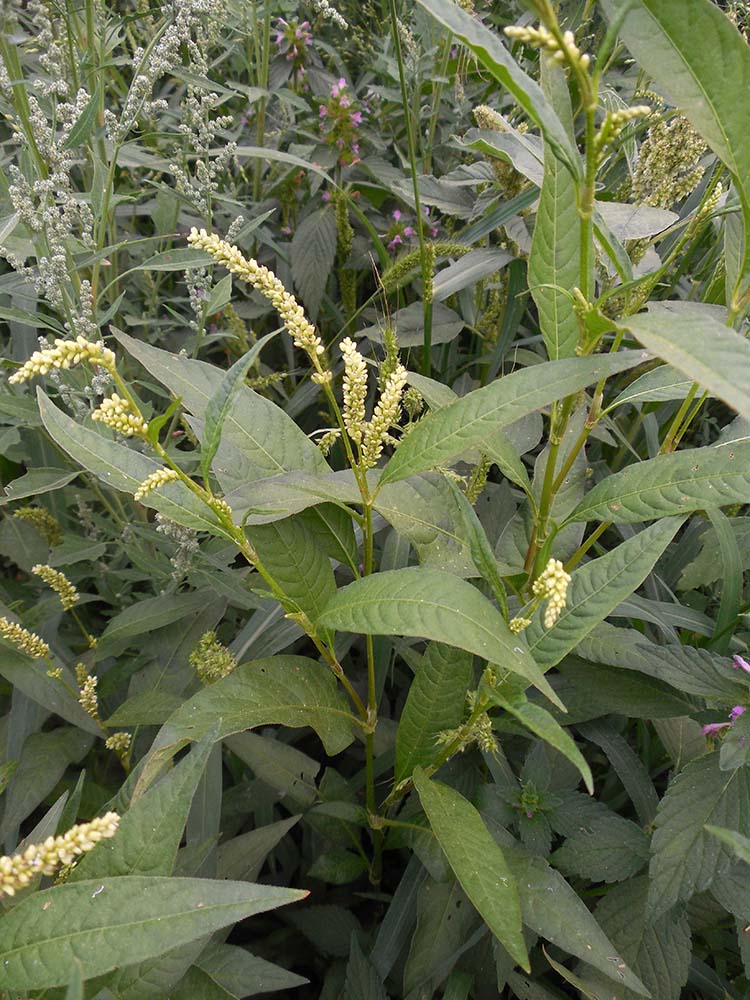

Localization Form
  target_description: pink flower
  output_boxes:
[340,96,350,108]
[731,705,746,722]
[319,105,327,118]
[733,655,750,674]
[403,226,415,237]
[388,234,403,249]
[702,722,731,736]
[350,111,363,126]
[321,191,331,202]
[338,77,347,88]
[392,210,402,221]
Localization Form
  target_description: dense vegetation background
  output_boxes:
[2,0,750,997]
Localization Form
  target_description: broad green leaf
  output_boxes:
[617,302,750,418]
[171,942,308,999]
[158,655,355,756]
[706,508,742,652]
[403,878,479,996]
[70,733,215,881]
[89,940,206,1000]
[415,0,581,178]
[602,0,750,297]
[679,517,750,589]
[577,717,659,826]
[586,877,691,1000]
[705,825,750,864]
[487,685,592,793]
[552,815,650,884]
[345,937,388,1000]
[0,876,305,991]
[135,248,214,270]
[226,731,318,808]
[395,642,474,783]
[576,624,748,703]
[96,591,215,656]
[218,814,301,881]
[492,838,648,994]
[529,59,581,360]
[568,442,750,523]
[414,770,528,971]
[291,207,336,322]
[0,467,79,505]
[558,656,692,722]
[720,712,750,772]
[37,390,228,537]
[607,364,696,410]
[248,514,336,624]
[0,646,100,735]
[115,330,328,491]
[319,567,563,709]
[1,728,92,843]
[648,751,750,918]
[201,330,278,483]
[526,518,684,671]
[378,351,643,486]
[433,248,512,302]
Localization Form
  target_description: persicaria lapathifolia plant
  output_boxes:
[2,0,750,995]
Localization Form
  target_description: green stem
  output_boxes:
[386,0,432,374]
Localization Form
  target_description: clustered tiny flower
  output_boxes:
[9,337,116,385]
[91,394,148,437]
[504,24,590,70]
[702,655,750,737]
[594,106,651,161]
[509,617,531,634]
[275,17,313,80]
[0,617,50,659]
[340,338,368,444]
[134,468,180,502]
[189,630,237,684]
[309,0,348,29]
[532,558,571,628]
[77,668,99,720]
[187,229,325,360]
[361,363,408,469]
[105,732,132,753]
[13,506,63,546]
[318,78,366,166]
[0,812,120,898]
[31,564,79,611]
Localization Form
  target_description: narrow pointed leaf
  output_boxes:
[568,443,750,523]
[378,351,644,486]
[526,518,684,670]
[0,877,306,991]
[319,567,563,709]
[617,302,750,418]
[414,770,528,972]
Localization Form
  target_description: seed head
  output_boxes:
[9,336,116,384]
[532,558,572,628]
[0,617,50,658]
[31,564,79,610]
[189,630,237,684]
[134,468,180,502]
[340,337,368,444]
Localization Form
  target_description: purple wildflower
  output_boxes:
[733,655,750,674]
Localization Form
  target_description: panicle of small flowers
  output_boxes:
[464,455,491,504]
[189,630,237,684]
[31,564,79,611]
[155,514,199,579]
[532,558,572,628]
[9,337,116,385]
[383,209,417,251]
[632,112,708,209]
[13,506,63,546]
[78,671,99,719]
[187,229,325,361]
[309,0,348,29]
[0,812,120,898]
[361,363,407,469]
[317,429,341,455]
[504,24,590,70]
[403,386,424,420]
[105,732,132,754]
[92,394,148,437]
[134,468,180,502]
[0,617,50,659]
[318,78,366,166]
[274,17,313,78]
[340,338,368,444]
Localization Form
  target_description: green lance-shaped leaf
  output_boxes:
[319,567,563,710]
[378,350,644,486]
[37,390,229,538]
[69,732,215,880]
[0,876,305,991]
[568,442,750,524]
[648,751,750,919]
[705,825,750,865]
[526,518,684,671]
[616,302,750,419]
[415,0,581,179]
[486,683,593,793]
[248,514,336,626]
[413,769,529,972]
[201,330,278,484]
[0,467,79,505]
[529,58,582,361]
[158,655,355,756]
[114,330,328,491]
[601,0,750,301]
[395,643,474,784]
